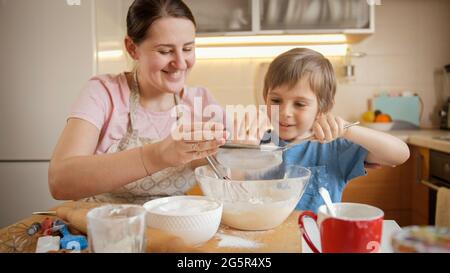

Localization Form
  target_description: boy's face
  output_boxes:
[266,77,319,141]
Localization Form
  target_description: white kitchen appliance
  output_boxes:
[0,0,95,227]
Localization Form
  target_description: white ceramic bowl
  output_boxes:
[362,122,394,131]
[143,196,222,245]
[195,165,311,231]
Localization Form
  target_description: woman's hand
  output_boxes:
[312,114,349,143]
[149,122,227,168]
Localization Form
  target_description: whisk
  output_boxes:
[204,155,251,201]
[205,155,230,180]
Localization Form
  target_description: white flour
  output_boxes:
[150,199,220,216]
[216,233,263,248]
[92,236,140,253]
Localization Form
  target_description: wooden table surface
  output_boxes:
[0,201,302,253]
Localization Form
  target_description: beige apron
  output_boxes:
[82,70,196,204]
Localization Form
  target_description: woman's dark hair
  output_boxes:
[127,0,196,44]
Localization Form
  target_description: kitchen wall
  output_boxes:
[186,0,450,128]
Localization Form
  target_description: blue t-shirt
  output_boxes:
[261,138,368,213]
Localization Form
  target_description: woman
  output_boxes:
[48,0,226,204]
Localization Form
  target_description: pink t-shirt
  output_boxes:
[69,73,224,154]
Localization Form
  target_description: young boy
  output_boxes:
[262,48,410,212]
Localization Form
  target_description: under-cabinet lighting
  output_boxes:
[195,34,347,46]
[97,50,124,59]
[195,44,348,59]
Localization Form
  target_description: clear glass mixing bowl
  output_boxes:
[194,165,311,231]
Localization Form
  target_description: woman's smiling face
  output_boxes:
[267,77,320,141]
[133,17,196,94]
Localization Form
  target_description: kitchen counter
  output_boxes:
[388,129,450,153]
[0,201,302,253]
[0,201,400,253]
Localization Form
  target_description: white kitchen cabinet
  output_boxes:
[184,0,253,34]
[260,0,373,33]
[184,0,375,35]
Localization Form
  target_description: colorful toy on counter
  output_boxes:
[40,217,54,235]
[37,218,70,237]
[55,221,88,251]
[2,209,91,253]
[36,236,60,253]
[26,222,41,236]
[30,218,88,252]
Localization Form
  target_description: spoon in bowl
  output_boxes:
[319,187,336,217]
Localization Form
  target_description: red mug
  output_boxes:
[298,203,384,253]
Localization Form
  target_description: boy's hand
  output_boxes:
[312,114,348,143]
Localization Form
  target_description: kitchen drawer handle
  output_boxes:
[420,180,440,191]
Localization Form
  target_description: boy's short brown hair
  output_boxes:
[263,48,336,113]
